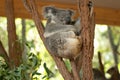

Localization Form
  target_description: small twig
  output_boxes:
[21,19,26,44]
[22,0,32,12]
[98,52,105,76]
[70,59,80,80]
[116,36,120,50]
[77,0,81,15]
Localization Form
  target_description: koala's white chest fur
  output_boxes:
[58,37,81,59]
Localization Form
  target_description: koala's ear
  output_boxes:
[50,7,57,15]
[42,6,57,19]
[68,10,74,16]
[43,6,57,14]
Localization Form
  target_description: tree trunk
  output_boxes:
[78,0,95,80]
[5,0,22,67]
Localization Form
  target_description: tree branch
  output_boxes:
[116,36,120,50]
[0,41,10,65]
[22,0,32,12]
[107,26,118,65]
[98,51,105,76]
[22,0,73,80]
[70,60,80,80]
[5,0,22,67]
[21,19,26,44]
[77,0,95,80]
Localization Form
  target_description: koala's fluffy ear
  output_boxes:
[43,6,57,15]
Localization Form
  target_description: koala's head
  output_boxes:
[56,9,74,24]
[43,6,74,24]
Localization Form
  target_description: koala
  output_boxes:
[43,6,82,59]
[43,6,74,25]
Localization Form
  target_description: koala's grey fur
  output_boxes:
[43,6,81,35]
[43,6,82,59]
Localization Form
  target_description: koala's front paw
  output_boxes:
[77,36,82,41]
[77,36,82,49]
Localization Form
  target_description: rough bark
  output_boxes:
[5,0,22,67]
[77,0,95,80]
[70,60,80,80]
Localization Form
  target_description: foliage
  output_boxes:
[1,16,120,80]
[0,51,41,80]
[93,25,120,72]
[0,17,62,80]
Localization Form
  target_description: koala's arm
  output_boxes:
[44,24,76,38]
[74,18,81,35]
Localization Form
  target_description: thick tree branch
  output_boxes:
[5,0,22,67]
[22,0,73,80]
[0,41,10,64]
[77,0,95,80]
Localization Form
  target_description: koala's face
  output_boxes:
[56,10,74,24]
[43,6,74,24]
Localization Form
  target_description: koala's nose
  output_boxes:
[65,17,71,24]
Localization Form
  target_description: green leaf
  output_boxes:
[43,63,54,78]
